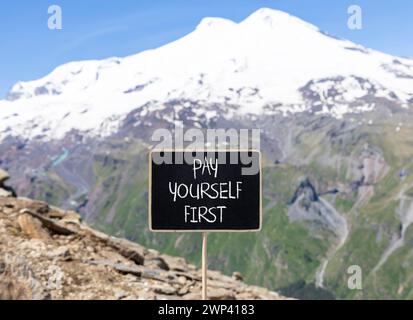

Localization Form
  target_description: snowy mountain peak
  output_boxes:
[195,17,236,31]
[246,7,293,21]
[241,7,319,31]
[1,8,413,141]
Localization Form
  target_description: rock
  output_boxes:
[0,169,10,184]
[99,249,128,264]
[82,226,145,265]
[0,255,51,300]
[0,188,12,198]
[171,270,200,281]
[187,264,197,271]
[151,283,178,295]
[144,257,169,271]
[18,198,49,214]
[0,169,15,198]
[207,288,236,300]
[108,238,146,266]
[182,292,201,300]
[17,213,51,240]
[208,279,238,290]
[160,255,188,272]
[20,209,76,235]
[61,211,82,223]
[0,199,14,209]
[178,285,190,295]
[235,292,255,300]
[232,271,243,281]
[113,289,128,300]
[155,294,182,300]
[46,265,65,291]
[0,195,288,300]
[1,185,16,198]
[47,246,71,261]
[48,207,67,219]
[19,239,47,258]
[88,259,143,277]
[177,276,187,285]
[289,178,319,207]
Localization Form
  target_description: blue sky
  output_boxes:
[1,0,412,98]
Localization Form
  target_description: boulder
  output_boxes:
[61,211,82,223]
[0,169,9,184]
[20,209,76,235]
[88,259,143,277]
[151,283,178,295]
[81,226,145,265]
[0,185,16,198]
[232,271,243,281]
[47,246,71,261]
[207,288,236,300]
[17,213,51,240]
[144,257,169,271]
[0,189,12,198]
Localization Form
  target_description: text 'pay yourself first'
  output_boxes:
[168,157,243,224]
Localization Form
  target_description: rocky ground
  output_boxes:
[0,169,286,300]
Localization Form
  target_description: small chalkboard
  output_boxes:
[149,150,261,232]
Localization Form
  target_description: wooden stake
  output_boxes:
[202,232,208,300]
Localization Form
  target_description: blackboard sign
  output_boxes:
[149,150,261,232]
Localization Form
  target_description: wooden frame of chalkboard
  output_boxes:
[148,149,262,233]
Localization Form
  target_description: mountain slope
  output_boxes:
[0,187,286,300]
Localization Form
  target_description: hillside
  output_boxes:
[0,173,285,300]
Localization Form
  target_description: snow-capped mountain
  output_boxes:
[3,8,413,300]
[1,8,413,141]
